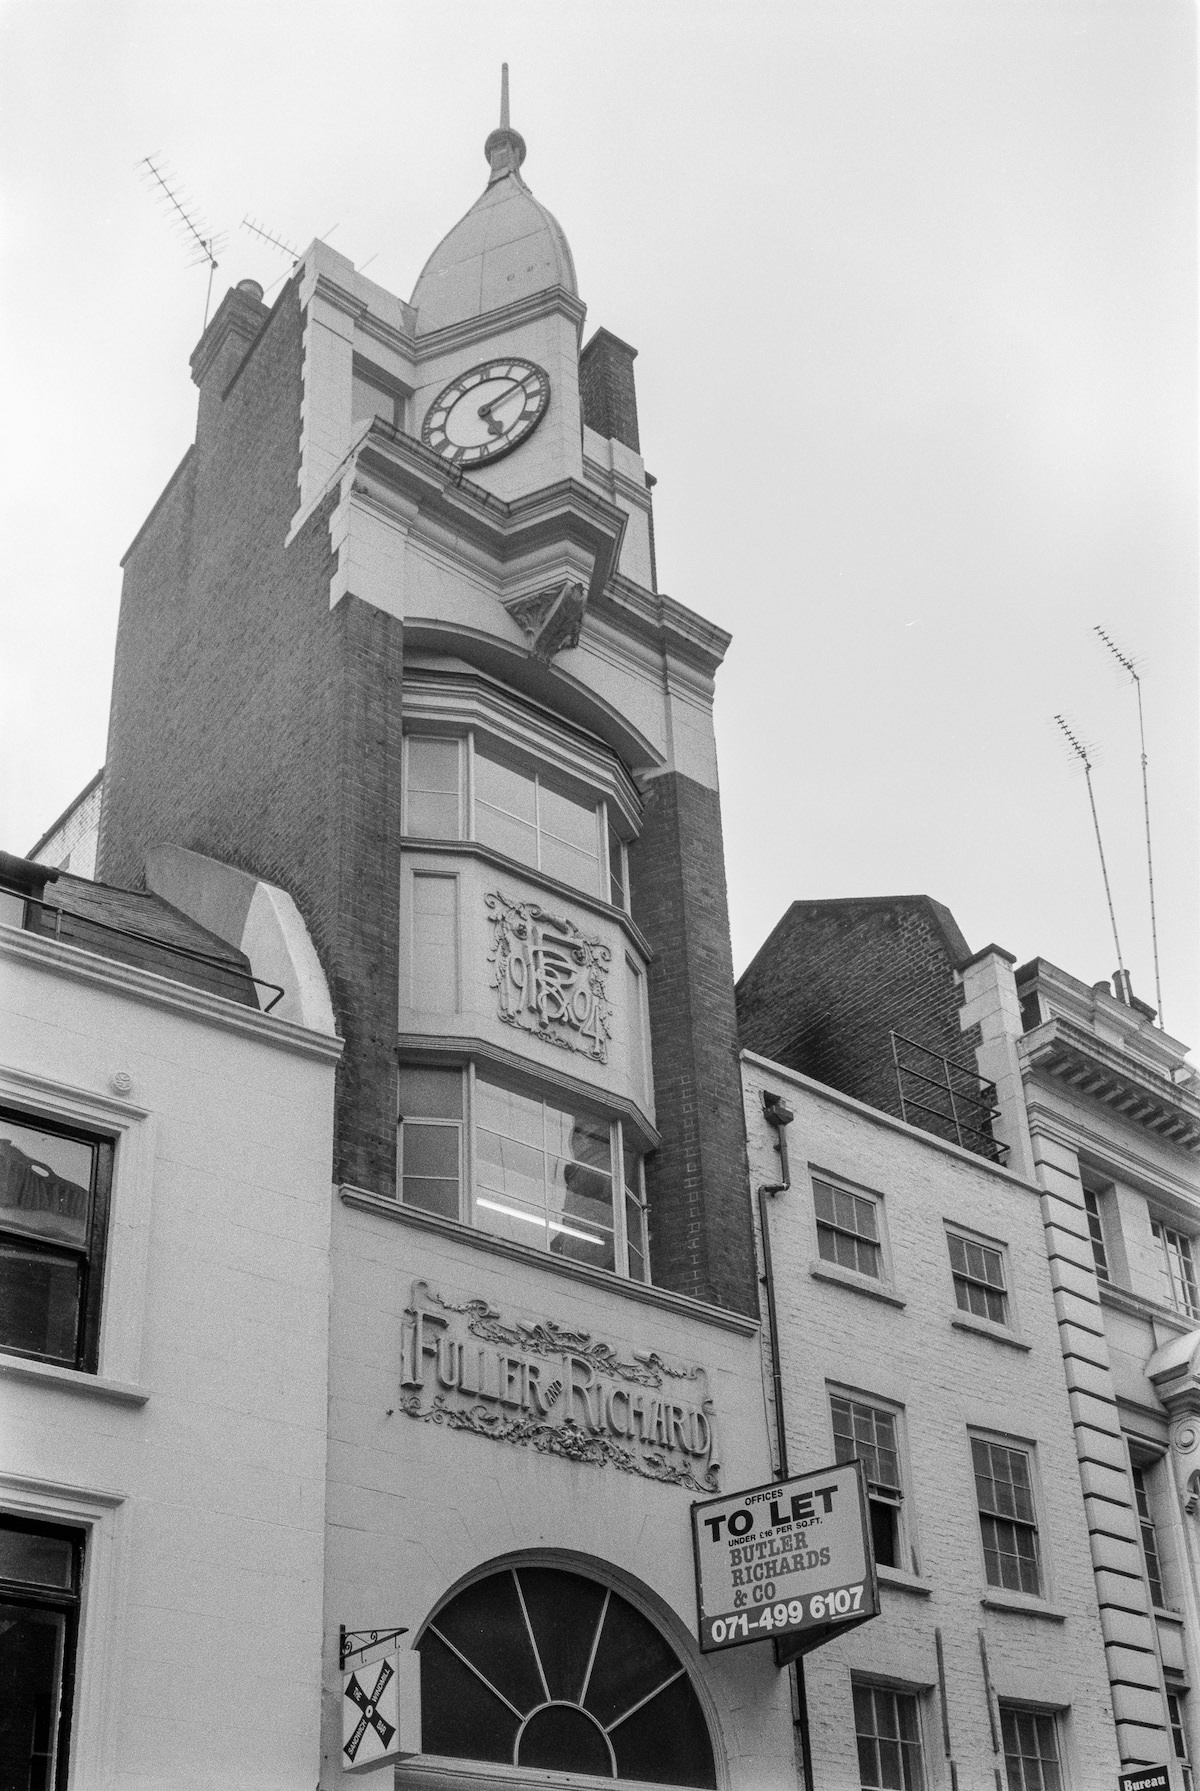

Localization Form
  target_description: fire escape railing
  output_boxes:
[889,1030,1007,1165]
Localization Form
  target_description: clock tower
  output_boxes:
[100,74,755,1317]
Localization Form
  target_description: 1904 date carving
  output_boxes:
[486,891,612,1061]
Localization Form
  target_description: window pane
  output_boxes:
[626,961,647,1098]
[0,1242,82,1361]
[1001,1706,1062,1791]
[625,1193,648,1282]
[406,738,461,839]
[0,1530,75,1590]
[400,1123,459,1219]
[352,371,399,427]
[0,1119,93,1247]
[855,1684,925,1791]
[539,779,598,855]
[475,745,537,823]
[831,1397,900,1491]
[540,834,601,895]
[401,1122,459,1179]
[814,1180,882,1278]
[1083,1190,1110,1280]
[476,801,539,869]
[1133,1465,1166,1607]
[608,826,626,908]
[0,1601,69,1791]
[476,1128,546,1211]
[550,1110,614,1270]
[398,1067,462,1121]
[418,1568,715,1787]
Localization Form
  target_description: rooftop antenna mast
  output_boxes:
[139,155,224,329]
[1094,627,1163,1027]
[1054,714,1126,986]
[241,216,301,263]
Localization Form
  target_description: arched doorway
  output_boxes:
[417,1563,718,1787]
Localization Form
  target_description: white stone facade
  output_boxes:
[0,915,341,1790]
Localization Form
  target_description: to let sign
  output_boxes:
[692,1460,879,1660]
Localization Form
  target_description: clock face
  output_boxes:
[421,358,550,467]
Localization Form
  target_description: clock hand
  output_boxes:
[477,380,531,428]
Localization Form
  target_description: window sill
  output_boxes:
[877,1566,932,1598]
[0,1353,149,1405]
[980,1589,1065,1623]
[951,1312,1031,1351]
[808,1260,906,1309]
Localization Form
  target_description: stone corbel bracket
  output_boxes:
[503,579,587,661]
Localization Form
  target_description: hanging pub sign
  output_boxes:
[1117,1773,1169,1791]
[692,1460,879,1663]
[341,1647,421,1775]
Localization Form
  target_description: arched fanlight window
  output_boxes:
[418,1565,717,1787]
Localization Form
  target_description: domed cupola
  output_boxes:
[411,66,578,335]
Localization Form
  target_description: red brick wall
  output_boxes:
[630,772,758,1318]
[579,329,641,453]
[736,896,986,1140]
[100,280,403,1194]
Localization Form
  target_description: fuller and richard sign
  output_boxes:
[399,1281,720,1493]
[692,1462,879,1661]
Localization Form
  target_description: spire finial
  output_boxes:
[485,63,527,183]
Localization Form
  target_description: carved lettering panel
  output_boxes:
[398,1281,720,1494]
[486,890,613,1061]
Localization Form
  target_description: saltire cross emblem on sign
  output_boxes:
[343,1655,398,1766]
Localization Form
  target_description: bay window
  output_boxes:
[398,1064,649,1282]
[403,733,630,910]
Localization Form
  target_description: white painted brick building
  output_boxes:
[742,1048,1121,1790]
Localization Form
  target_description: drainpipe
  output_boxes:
[757,1089,815,1791]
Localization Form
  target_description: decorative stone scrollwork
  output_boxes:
[1172,1420,1200,1458]
[486,890,612,1062]
[399,1282,720,1494]
[396,1393,718,1492]
[503,579,586,661]
[419,1283,706,1389]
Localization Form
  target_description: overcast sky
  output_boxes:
[2,0,1196,1057]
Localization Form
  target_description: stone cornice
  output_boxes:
[338,1187,758,1335]
[302,275,587,365]
[1099,1279,1193,1335]
[301,262,416,352]
[1020,1018,1200,1153]
[351,428,628,606]
[582,455,654,516]
[589,574,732,678]
[413,284,588,356]
[1,926,344,1062]
[1018,959,1190,1069]
[1023,1095,1200,1206]
[395,1030,659,1153]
